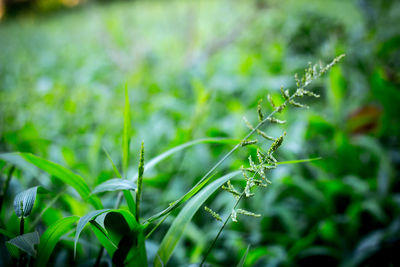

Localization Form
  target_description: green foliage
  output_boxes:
[1,0,399,266]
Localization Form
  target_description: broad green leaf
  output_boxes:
[7,231,40,257]
[92,178,137,194]
[237,245,250,267]
[74,209,109,257]
[13,186,38,218]
[0,152,102,210]
[154,171,240,267]
[6,242,20,258]
[131,138,239,181]
[123,84,131,177]
[35,216,79,267]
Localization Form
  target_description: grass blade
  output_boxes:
[123,84,131,177]
[74,209,139,257]
[0,152,103,209]
[74,209,109,257]
[237,245,250,267]
[154,171,240,267]
[130,138,239,181]
[92,178,137,194]
[0,228,15,238]
[7,231,40,257]
[277,157,322,165]
[35,216,79,267]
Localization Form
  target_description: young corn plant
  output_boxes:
[0,55,344,266]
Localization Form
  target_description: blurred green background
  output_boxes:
[1,0,399,266]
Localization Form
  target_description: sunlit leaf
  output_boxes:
[237,245,250,267]
[92,178,137,194]
[131,138,239,181]
[154,171,240,267]
[0,152,103,209]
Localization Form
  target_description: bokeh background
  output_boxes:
[1,0,399,266]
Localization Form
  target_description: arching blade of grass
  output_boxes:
[74,209,109,257]
[92,178,137,194]
[35,216,79,267]
[0,152,103,209]
[154,171,240,267]
[123,84,131,177]
[130,138,239,181]
[277,157,322,165]
[145,170,220,224]
[74,209,139,257]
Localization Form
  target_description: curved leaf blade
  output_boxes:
[7,231,40,257]
[74,209,139,257]
[92,178,137,194]
[35,216,79,267]
[14,186,38,218]
[130,138,238,181]
[0,152,102,209]
[74,209,109,257]
[154,171,240,267]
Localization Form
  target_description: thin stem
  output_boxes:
[93,247,104,267]
[199,193,244,267]
[20,217,24,235]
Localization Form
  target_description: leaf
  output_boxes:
[0,228,15,238]
[237,245,250,267]
[7,231,40,257]
[154,171,240,267]
[0,152,103,209]
[74,209,139,257]
[277,157,322,165]
[92,178,137,194]
[123,84,131,177]
[130,138,238,181]
[35,216,79,267]
[90,222,118,257]
[13,186,38,218]
[145,170,220,223]
[74,209,109,257]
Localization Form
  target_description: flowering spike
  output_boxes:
[268,131,286,155]
[256,129,275,141]
[267,117,286,124]
[204,206,222,222]
[289,99,309,109]
[236,209,261,218]
[243,116,254,130]
[267,94,275,108]
[241,140,258,147]
[231,209,238,222]
[257,99,264,122]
